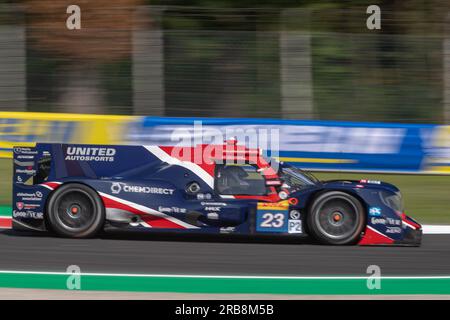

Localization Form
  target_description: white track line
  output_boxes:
[0,270,449,279]
[422,225,450,234]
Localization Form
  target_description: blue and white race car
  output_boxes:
[12,141,422,245]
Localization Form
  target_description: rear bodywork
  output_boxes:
[12,143,422,245]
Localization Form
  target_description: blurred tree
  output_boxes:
[24,0,141,114]
[14,0,450,121]
[152,0,449,122]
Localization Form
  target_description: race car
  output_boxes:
[11,140,422,245]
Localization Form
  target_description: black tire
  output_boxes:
[46,183,105,238]
[307,191,365,245]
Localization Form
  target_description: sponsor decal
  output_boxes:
[220,226,235,234]
[22,203,40,210]
[201,202,227,206]
[16,155,35,160]
[386,226,402,234]
[13,210,44,219]
[257,200,289,210]
[207,212,219,220]
[387,218,401,226]
[288,219,302,234]
[289,210,301,219]
[256,202,289,233]
[16,192,43,201]
[15,168,36,175]
[16,202,24,210]
[369,207,382,216]
[371,217,386,225]
[158,206,186,214]
[204,206,221,212]
[65,147,116,162]
[196,193,212,200]
[110,183,174,195]
[371,217,401,226]
[111,182,122,194]
[13,147,38,155]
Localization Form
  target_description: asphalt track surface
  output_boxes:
[0,229,449,276]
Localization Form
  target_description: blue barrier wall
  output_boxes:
[1,112,448,174]
[125,117,450,174]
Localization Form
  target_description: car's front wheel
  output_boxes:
[46,183,105,238]
[307,191,365,245]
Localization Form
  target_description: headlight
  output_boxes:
[380,191,404,212]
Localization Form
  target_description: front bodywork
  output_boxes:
[313,180,422,246]
[12,143,422,245]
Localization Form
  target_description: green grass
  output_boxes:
[1,158,449,223]
[314,172,450,224]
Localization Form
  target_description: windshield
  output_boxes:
[279,164,319,189]
[215,164,268,195]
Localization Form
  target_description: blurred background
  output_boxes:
[0,0,449,223]
[0,0,449,122]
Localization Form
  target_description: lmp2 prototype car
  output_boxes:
[12,140,422,245]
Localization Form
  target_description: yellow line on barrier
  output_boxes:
[0,142,36,147]
[426,166,450,173]
[0,111,135,121]
[0,152,12,159]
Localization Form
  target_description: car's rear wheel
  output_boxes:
[46,183,105,238]
[307,191,365,245]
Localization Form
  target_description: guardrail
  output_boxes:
[0,112,449,174]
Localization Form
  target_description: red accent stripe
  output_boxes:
[401,213,421,229]
[358,227,394,245]
[101,195,186,229]
[234,193,280,202]
[42,182,61,190]
[0,218,12,229]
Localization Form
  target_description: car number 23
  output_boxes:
[260,212,285,228]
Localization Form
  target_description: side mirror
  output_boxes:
[278,190,289,200]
